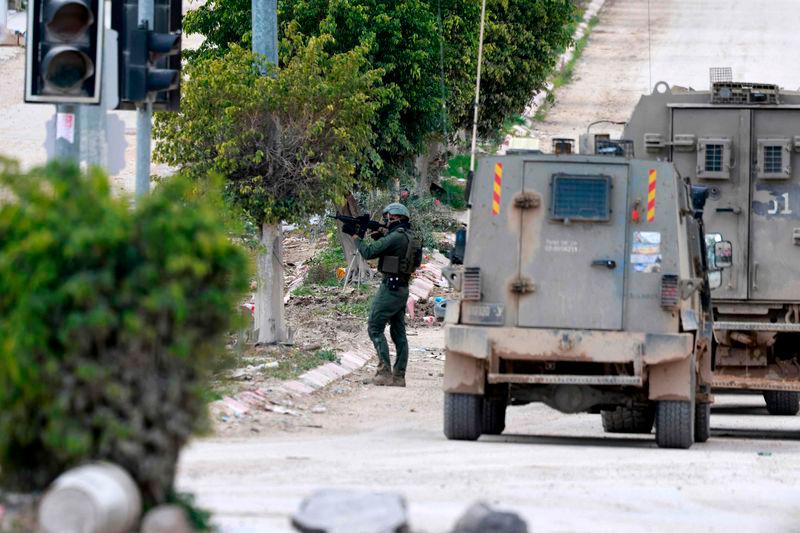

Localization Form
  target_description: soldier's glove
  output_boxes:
[369,229,385,241]
[342,223,357,236]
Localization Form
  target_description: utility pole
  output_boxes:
[135,0,154,197]
[252,0,286,344]
[468,0,487,179]
[252,0,278,66]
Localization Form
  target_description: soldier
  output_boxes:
[342,203,421,387]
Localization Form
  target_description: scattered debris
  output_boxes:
[312,405,328,414]
[0,492,38,532]
[266,405,301,417]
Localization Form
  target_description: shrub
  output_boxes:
[355,189,459,250]
[0,160,249,505]
[433,179,467,211]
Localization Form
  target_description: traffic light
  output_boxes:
[123,24,180,102]
[25,0,105,104]
[112,0,182,110]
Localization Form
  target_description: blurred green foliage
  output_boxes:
[0,160,249,504]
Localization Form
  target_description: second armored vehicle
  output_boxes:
[625,76,800,415]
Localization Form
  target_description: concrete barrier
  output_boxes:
[38,462,142,533]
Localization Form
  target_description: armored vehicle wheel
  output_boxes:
[444,393,482,441]
[482,398,507,435]
[655,400,694,449]
[600,406,655,434]
[763,391,800,415]
[694,402,711,443]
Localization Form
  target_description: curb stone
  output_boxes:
[211,347,373,418]
[281,381,316,396]
[299,370,334,389]
[313,364,342,381]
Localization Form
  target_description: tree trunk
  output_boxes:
[415,139,444,196]
[337,193,372,282]
[255,222,286,344]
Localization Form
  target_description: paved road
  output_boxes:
[178,327,800,532]
[533,0,800,150]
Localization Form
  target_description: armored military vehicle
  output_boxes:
[624,74,800,415]
[443,153,729,448]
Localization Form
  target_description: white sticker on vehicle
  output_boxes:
[631,231,662,273]
[544,239,579,253]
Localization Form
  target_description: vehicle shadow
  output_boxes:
[480,426,800,447]
[709,427,800,440]
[481,433,656,449]
[711,404,769,416]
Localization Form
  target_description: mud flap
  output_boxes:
[648,354,695,401]
[443,351,486,395]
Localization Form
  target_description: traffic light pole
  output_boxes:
[55,104,80,162]
[135,101,152,197]
[135,0,155,197]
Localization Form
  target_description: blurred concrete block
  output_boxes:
[38,462,142,533]
[141,505,192,533]
[292,489,408,533]
[451,502,527,533]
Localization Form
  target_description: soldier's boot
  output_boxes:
[390,372,406,387]
[365,362,393,386]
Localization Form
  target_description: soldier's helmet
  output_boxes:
[383,202,410,218]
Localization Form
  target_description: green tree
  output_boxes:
[182,0,252,61]
[283,0,442,180]
[475,0,575,136]
[183,0,575,169]
[0,160,248,503]
[154,37,378,343]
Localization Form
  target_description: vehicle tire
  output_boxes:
[600,406,655,434]
[482,398,507,435]
[694,402,711,443]
[763,391,800,415]
[443,393,483,441]
[655,400,694,449]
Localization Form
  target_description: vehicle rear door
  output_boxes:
[671,107,750,299]
[516,159,628,330]
[748,109,800,300]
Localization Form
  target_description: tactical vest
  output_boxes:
[379,228,423,276]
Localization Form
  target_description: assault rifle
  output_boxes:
[329,214,387,236]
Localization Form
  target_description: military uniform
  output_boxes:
[356,222,413,385]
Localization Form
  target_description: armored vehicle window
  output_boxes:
[756,138,791,179]
[696,138,731,179]
[549,174,611,222]
[764,146,782,173]
[705,145,723,172]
